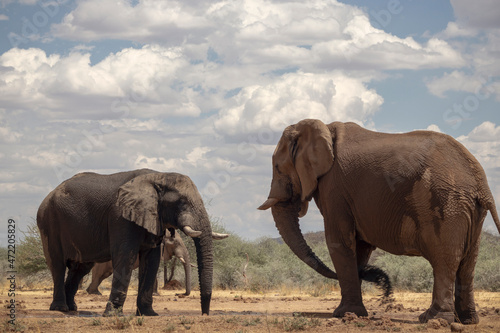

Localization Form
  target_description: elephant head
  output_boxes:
[116,172,214,315]
[258,119,338,279]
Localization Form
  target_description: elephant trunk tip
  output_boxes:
[201,292,211,315]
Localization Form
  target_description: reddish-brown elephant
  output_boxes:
[259,119,500,324]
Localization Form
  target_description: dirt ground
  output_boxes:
[2,285,500,332]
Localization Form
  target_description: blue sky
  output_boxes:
[1,0,499,246]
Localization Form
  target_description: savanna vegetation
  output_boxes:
[4,219,500,294]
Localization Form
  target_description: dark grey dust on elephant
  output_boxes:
[37,169,220,316]
[259,119,500,324]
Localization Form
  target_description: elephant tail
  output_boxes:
[359,265,393,299]
[480,187,500,234]
[487,199,500,234]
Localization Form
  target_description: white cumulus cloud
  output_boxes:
[214,71,383,138]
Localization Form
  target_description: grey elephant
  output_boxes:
[37,169,220,316]
[259,119,500,324]
[86,230,228,297]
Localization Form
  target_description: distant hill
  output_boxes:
[275,230,499,247]
[272,231,326,245]
[274,230,500,267]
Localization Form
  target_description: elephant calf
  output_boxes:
[259,119,500,324]
[37,169,222,316]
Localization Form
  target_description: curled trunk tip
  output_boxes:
[272,200,338,280]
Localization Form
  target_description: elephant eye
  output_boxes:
[274,163,284,175]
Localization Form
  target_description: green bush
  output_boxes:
[372,252,433,292]
[372,231,500,292]
[0,247,9,276]
[474,231,500,291]
[10,215,500,294]
[17,221,47,275]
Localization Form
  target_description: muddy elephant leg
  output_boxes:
[65,262,94,311]
[136,246,161,316]
[455,241,480,324]
[419,258,458,324]
[104,264,133,316]
[331,250,367,317]
[326,220,367,317]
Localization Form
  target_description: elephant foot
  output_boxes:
[86,288,102,295]
[136,307,158,316]
[456,310,479,325]
[50,301,69,312]
[103,302,123,317]
[333,303,368,318]
[67,302,77,311]
[418,308,455,324]
[175,292,190,298]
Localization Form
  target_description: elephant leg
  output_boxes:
[356,240,374,269]
[104,256,136,316]
[49,257,69,312]
[153,278,159,296]
[87,266,113,295]
[326,221,367,317]
[169,257,177,283]
[180,257,191,297]
[355,239,374,287]
[136,246,161,316]
[163,259,168,287]
[455,241,480,324]
[65,262,94,311]
[87,266,112,295]
[419,257,459,324]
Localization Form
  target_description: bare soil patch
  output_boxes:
[2,288,500,332]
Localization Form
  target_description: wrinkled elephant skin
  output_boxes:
[86,230,192,297]
[259,119,500,324]
[37,169,214,316]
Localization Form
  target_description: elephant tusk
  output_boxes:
[258,198,279,210]
[212,232,229,240]
[183,226,202,238]
[174,256,197,268]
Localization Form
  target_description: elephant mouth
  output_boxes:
[259,197,309,218]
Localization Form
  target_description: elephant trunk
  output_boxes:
[193,226,213,315]
[271,200,338,279]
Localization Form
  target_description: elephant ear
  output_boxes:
[116,173,164,236]
[293,119,334,202]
